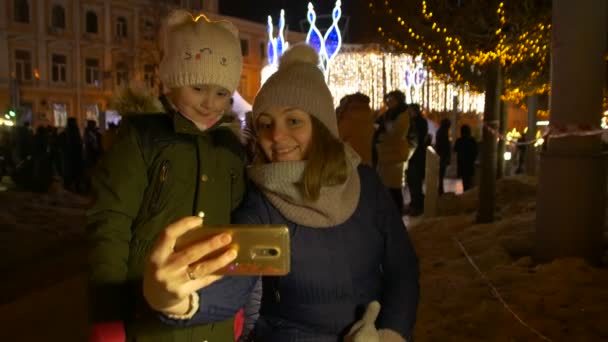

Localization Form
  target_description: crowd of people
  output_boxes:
[0,118,106,193]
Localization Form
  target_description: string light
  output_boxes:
[328,47,485,112]
[376,0,552,103]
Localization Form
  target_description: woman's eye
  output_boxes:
[288,118,301,126]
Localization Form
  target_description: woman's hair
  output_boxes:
[302,117,349,201]
[254,115,348,201]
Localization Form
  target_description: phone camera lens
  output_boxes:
[267,248,279,257]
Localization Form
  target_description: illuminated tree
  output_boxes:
[370,0,552,103]
[370,0,551,222]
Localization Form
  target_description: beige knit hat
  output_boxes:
[159,10,242,92]
[253,44,338,137]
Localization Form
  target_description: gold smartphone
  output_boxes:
[174,224,290,276]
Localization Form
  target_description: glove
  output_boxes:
[378,329,407,342]
[344,301,381,342]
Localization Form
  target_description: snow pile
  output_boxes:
[410,175,608,341]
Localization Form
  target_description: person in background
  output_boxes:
[453,124,478,191]
[374,90,412,214]
[434,118,451,194]
[61,117,84,193]
[405,104,428,216]
[337,92,375,166]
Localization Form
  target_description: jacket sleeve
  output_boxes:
[158,187,268,327]
[86,119,148,323]
[370,170,420,340]
[158,275,260,326]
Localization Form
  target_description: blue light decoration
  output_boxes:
[267,15,276,66]
[404,69,413,88]
[261,1,343,85]
[266,9,288,68]
[306,3,324,60]
[305,1,343,81]
[263,9,290,85]
[276,9,286,58]
[323,1,343,62]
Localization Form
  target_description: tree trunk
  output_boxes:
[477,61,502,223]
[535,0,607,263]
[497,100,506,179]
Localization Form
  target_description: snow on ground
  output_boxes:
[410,175,608,341]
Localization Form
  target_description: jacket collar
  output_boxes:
[160,95,231,136]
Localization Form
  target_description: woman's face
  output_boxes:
[170,85,231,128]
[256,107,313,162]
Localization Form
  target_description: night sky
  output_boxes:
[219,0,375,43]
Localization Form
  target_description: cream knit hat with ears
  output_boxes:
[252,44,339,137]
[159,10,242,92]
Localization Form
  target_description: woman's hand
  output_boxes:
[142,216,237,315]
[344,301,381,342]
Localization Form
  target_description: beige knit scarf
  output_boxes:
[247,145,361,228]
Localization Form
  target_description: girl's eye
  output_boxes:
[192,87,202,92]
[257,119,273,130]
[217,91,228,97]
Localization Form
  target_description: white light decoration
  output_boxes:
[305,1,343,82]
[329,48,485,112]
[261,9,289,85]
[260,3,485,114]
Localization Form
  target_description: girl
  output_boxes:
[87,10,256,341]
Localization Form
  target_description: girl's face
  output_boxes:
[170,85,231,128]
[256,107,313,162]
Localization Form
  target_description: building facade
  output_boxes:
[0,0,304,129]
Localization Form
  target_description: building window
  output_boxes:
[53,103,68,127]
[144,64,155,89]
[51,54,67,83]
[51,5,66,29]
[143,19,155,41]
[116,17,128,38]
[85,58,100,86]
[14,0,30,23]
[85,104,100,123]
[116,62,129,86]
[260,42,266,60]
[86,11,98,33]
[15,50,33,82]
[240,39,249,57]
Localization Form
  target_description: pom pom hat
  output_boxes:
[253,44,339,137]
[159,10,242,92]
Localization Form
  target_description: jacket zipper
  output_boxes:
[150,160,170,213]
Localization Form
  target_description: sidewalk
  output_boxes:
[0,187,90,340]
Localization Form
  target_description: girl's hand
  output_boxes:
[143,216,237,315]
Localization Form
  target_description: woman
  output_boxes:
[234,44,419,342]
